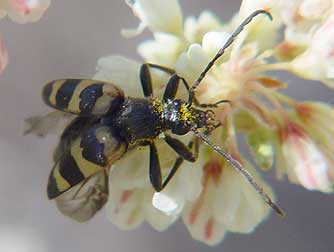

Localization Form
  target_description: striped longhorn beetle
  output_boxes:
[43,10,284,222]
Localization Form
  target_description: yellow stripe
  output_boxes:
[70,137,103,178]
[49,80,67,107]
[67,80,97,113]
[53,161,71,192]
[91,84,116,115]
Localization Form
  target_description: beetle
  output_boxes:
[42,9,284,221]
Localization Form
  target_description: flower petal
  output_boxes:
[239,0,279,19]
[151,154,204,216]
[183,182,226,246]
[299,0,332,20]
[295,102,334,154]
[288,14,334,87]
[175,44,209,83]
[109,147,149,190]
[152,192,182,216]
[280,122,334,193]
[213,163,273,233]
[282,134,334,193]
[138,33,185,67]
[202,31,230,59]
[144,190,179,231]
[106,186,144,230]
[122,0,183,36]
[94,55,142,97]
[184,11,222,44]
[108,164,179,231]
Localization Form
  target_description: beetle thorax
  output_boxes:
[160,99,217,135]
[161,99,194,135]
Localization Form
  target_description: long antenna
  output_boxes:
[192,127,285,217]
[188,10,272,103]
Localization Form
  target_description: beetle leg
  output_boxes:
[140,64,154,97]
[164,134,197,162]
[149,142,163,191]
[162,74,181,101]
[141,63,191,101]
[141,63,228,107]
[159,137,199,191]
[149,137,199,192]
[145,63,175,75]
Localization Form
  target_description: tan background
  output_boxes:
[0,0,333,251]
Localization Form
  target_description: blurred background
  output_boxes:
[0,0,333,251]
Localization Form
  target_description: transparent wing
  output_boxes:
[24,111,75,137]
[55,171,108,222]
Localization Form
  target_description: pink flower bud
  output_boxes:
[10,0,31,15]
[8,0,50,23]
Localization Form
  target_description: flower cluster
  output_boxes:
[0,0,50,74]
[27,0,333,246]
[92,0,334,245]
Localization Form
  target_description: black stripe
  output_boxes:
[59,153,85,186]
[79,83,104,114]
[60,117,92,143]
[106,94,124,114]
[55,79,81,110]
[47,168,61,199]
[42,81,54,107]
[80,126,107,166]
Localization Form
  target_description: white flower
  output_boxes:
[138,33,185,67]
[239,0,282,51]
[279,121,334,193]
[184,11,222,44]
[298,0,332,19]
[183,154,272,245]
[106,146,177,231]
[214,160,273,233]
[295,102,334,154]
[182,157,227,245]
[122,0,182,37]
[106,138,203,231]
[174,39,270,105]
[279,0,332,27]
[288,13,334,87]
[0,0,50,74]
[94,55,142,97]
[94,45,276,244]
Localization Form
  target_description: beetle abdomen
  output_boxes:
[43,79,124,116]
